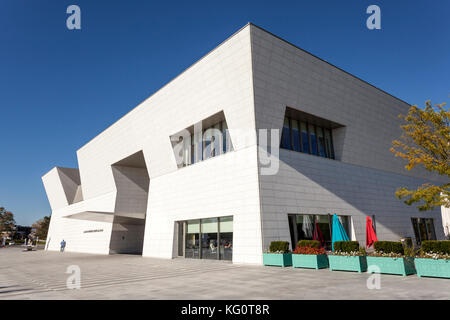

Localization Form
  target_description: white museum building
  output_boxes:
[42,23,446,264]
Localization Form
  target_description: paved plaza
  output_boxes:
[0,247,449,300]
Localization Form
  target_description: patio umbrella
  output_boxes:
[312,221,325,248]
[366,216,378,248]
[331,214,349,251]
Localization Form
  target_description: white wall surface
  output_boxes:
[250,24,446,248]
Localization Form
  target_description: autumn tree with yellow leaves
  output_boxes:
[391,100,449,211]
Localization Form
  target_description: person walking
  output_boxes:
[60,239,66,252]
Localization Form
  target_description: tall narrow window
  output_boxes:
[281,117,292,150]
[213,122,222,157]
[309,124,318,155]
[222,121,228,153]
[317,127,326,157]
[426,218,436,240]
[195,131,203,163]
[201,218,218,260]
[324,129,334,159]
[291,119,301,152]
[300,122,309,153]
[185,220,200,259]
[203,129,212,160]
[219,216,233,261]
[183,136,191,166]
[190,133,195,164]
[411,217,437,244]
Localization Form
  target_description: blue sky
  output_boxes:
[1,0,449,225]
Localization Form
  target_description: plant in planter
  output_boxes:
[328,241,367,273]
[415,240,450,279]
[367,241,416,276]
[263,241,292,267]
[292,240,328,269]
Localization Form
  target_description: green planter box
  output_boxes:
[367,256,416,276]
[263,253,292,267]
[415,258,450,279]
[292,254,328,269]
[328,255,367,273]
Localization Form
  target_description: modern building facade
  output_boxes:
[42,23,446,264]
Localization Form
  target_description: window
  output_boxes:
[300,122,309,153]
[324,129,334,159]
[280,117,292,150]
[185,220,200,259]
[309,124,318,155]
[201,218,218,260]
[181,216,233,260]
[291,119,301,152]
[280,116,335,159]
[288,213,351,250]
[174,118,233,168]
[317,128,326,157]
[411,218,436,245]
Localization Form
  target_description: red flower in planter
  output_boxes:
[293,246,326,255]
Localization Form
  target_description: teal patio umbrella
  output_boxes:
[331,214,349,251]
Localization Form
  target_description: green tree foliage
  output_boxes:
[390,101,450,211]
[0,207,16,233]
[32,216,51,240]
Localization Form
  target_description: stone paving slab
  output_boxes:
[1,247,449,300]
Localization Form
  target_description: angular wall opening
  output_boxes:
[109,151,149,255]
[280,107,345,160]
[170,110,234,168]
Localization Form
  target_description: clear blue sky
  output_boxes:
[1,0,449,225]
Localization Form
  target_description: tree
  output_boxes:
[32,216,51,240]
[0,207,16,234]
[390,100,449,211]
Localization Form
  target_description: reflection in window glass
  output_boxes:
[426,218,436,240]
[291,119,301,152]
[185,220,200,259]
[309,124,318,155]
[183,120,232,167]
[203,130,212,160]
[183,216,233,261]
[412,217,437,244]
[301,122,309,153]
[183,136,191,166]
[324,129,333,159]
[280,116,335,160]
[213,123,222,157]
[288,214,349,250]
[219,216,233,261]
[201,218,218,260]
[281,117,292,150]
[317,127,326,157]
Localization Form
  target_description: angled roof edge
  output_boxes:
[248,22,411,106]
[77,23,253,153]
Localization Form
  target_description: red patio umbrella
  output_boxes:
[366,216,378,248]
[313,221,325,248]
